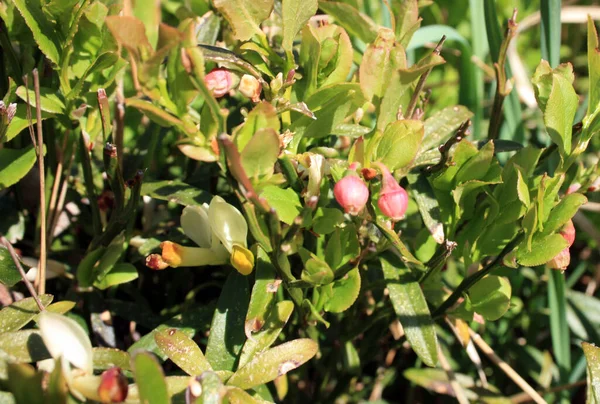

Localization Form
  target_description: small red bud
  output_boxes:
[98,367,128,403]
[376,164,408,221]
[560,219,575,247]
[361,168,377,181]
[238,74,262,102]
[566,183,581,195]
[204,68,233,98]
[547,247,570,270]
[334,174,369,215]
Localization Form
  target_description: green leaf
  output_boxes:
[0,330,50,362]
[93,263,138,290]
[240,128,280,178]
[455,140,494,184]
[141,180,211,206]
[323,267,361,313]
[0,146,38,190]
[213,0,274,41]
[155,328,212,376]
[92,348,131,371]
[205,271,249,371]
[516,234,568,267]
[532,62,578,156]
[375,220,423,267]
[588,16,600,107]
[132,352,169,404]
[226,387,265,404]
[391,0,420,46]
[76,247,106,289]
[468,275,512,321]
[16,87,65,114]
[317,1,378,43]
[300,248,334,286]
[290,83,365,145]
[409,174,444,243]
[516,169,530,207]
[381,255,438,367]
[583,342,600,403]
[260,186,302,225]
[421,106,473,152]
[542,193,588,236]
[128,305,215,359]
[0,248,22,287]
[4,105,52,143]
[245,247,277,333]
[324,224,359,270]
[359,28,404,103]
[0,295,53,333]
[282,0,318,50]
[125,98,186,129]
[312,207,344,235]
[227,339,318,390]
[376,120,424,171]
[11,0,61,65]
[92,232,126,285]
[238,301,294,368]
[234,101,280,152]
[6,363,44,404]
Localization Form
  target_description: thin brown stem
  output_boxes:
[22,75,37,148]
[469,328,547,404]
[425,120,471,175]
[115,81,125,168]
[405,35,446,118]
[437,345,470,404]
[0,235,45,311]
[33,69,47,295]
[510,380,586,404]
[488,9,518,141]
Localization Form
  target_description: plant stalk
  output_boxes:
[432,232,524,318]
[33,70,47,295]
[0,235,45,311]
[488,9,518,141]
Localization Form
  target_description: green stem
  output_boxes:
[432,233,524,318]
[78,128,102,237]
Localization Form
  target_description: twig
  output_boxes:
[437,345,470,404]
[469,328,547,404]
[425,120,470,175]
[115,82,125,168]
[488,9,518,141]
[419,240,457,284]
[0,235,45,311]
[432,232,524,318]
[510,380,586,403]
[22,75,37,148]
[33,69,47,295]
[406,35,446,118]
[218,133,270,212]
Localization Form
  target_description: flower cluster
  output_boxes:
[333,162,409,221]
[204,68,262,102]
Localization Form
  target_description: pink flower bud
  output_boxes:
[204,68,233,98]
[98,367,128,403]
[560,219,575,247]
[334,174,369,215]
[376,163,408,221]
[566,183,581,195]
[238,74,262,102]
[547,247,570,270]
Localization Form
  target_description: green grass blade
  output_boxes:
[548,268,571,399]
[541,0,562,68]
[469,0,488,138]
